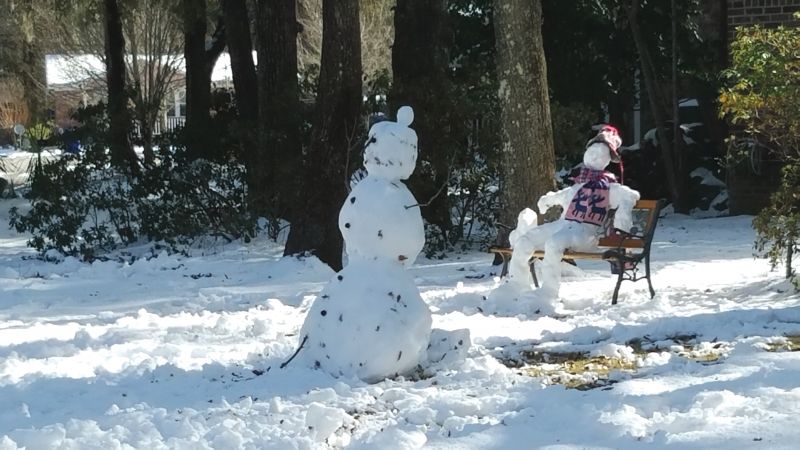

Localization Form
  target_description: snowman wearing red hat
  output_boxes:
[492,125,640,313]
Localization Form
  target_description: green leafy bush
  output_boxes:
[719,15,800,281]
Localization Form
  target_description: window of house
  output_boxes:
[166,89,186,117]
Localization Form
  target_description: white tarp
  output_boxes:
[0,149,62,187]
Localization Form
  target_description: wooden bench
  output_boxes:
[490,199,663,305]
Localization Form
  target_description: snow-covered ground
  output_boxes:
[1,198,799,449]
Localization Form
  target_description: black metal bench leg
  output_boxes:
[500,253,509,277]
[530,258,539,288]
[612,259,625,305]
[645,255,655,298]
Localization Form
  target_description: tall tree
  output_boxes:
[221,0,260,210]
[103,0,139,174]
[182,0,226,160]
[0,1,47,123]
[625,0,689,212]
[391,0,455,244]
[284,0,362,270]
[249,0,302,216]
[221,0,257,122]
[493,0,556,230]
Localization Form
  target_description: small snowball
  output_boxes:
[397,106,414,126]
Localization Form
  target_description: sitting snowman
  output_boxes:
[493,125,640,313]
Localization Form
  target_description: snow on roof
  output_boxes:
[46,52,259,87]
[209,52,259,83]
[46,55,105,86]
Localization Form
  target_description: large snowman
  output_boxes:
[491,125,640,313]
[298,106,432,383]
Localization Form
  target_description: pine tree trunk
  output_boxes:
[391,0,454,245]
[103,0,138,174]
[284,0,362,271]
[493,0,556,233]
[183,0,212,160]
[222,0,261,212]
[249,0,302,217]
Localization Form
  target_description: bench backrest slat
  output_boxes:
[597,199,662,249]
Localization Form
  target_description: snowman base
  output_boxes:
[299,259,432,383]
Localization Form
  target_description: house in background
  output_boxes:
[45,53,241,135]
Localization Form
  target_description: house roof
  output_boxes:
[46,52,259,88]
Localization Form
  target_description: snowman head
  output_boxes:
[363,106,418,180]
[583,125,622,171]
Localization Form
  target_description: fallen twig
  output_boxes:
[280,334,308,369]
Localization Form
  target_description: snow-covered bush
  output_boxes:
[9,108,255,261]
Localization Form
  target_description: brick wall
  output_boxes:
[727,0,800,37]
[728,168,781,215]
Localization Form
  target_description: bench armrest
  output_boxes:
[598,228,646,251]
[612,228,645,241]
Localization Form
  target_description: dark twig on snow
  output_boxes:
[280,334,308,369]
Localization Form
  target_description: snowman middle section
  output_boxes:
[339,176,425,265]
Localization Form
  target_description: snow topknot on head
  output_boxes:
[396,106,414,127]
[363,105,419,180]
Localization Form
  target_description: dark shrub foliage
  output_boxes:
[9,106,256,261]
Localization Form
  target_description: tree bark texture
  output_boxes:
[222,0,261,212]
[103,0,138,174]
[182,0,213,160]
[391,0,454,244]
[0,4,47,123]
[222,0,258,121]
[626,0,689,213]
[493,0,556,230]
[249,0,302,217]
[283,0,362,271]
[20,39,46,122]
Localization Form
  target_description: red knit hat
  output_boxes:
[586,125,622,163]
[586,125,624,183]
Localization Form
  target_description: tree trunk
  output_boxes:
[183,0,213,160]
[391,0,454,245]
[493,0,556,233]
[249,0,302,217]
[20,39,46,123]
[283,0,362,271]
[222,0,261,212]
[222,0,258,119]
[103,0,139,174]
[626,0,689,212]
